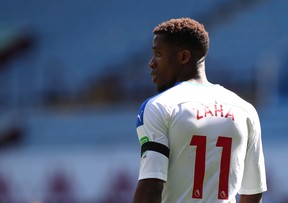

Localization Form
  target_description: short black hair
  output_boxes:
[153,18,209,62]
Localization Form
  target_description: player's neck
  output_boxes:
[187,60,211,85]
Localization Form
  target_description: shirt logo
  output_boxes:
[140,136,149,145]
[220,191,227,199]
[136,99,150,127]
[137,111,143,122]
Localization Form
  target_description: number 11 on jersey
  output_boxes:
[190,135,232,200]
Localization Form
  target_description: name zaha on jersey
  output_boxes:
[194,104,235,121]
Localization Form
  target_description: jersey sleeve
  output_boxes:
[238,107,267,194]
[136,99,170,181]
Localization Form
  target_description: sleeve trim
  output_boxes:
[238,186,267,195]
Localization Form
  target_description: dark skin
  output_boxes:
[239,194,263,203]
[133,33,263,203]
[133,179,163,203]
[149,34,198,92]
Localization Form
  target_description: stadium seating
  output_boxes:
[0,0,287,202]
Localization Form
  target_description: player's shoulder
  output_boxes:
[220,86,258,115]
[136,85,181,123]
[149,82,191,103]
[136,90,173,127]
[137,89,170,114]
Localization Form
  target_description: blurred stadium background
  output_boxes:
[0,0,287,202]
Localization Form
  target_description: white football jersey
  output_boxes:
[136,82,267,203]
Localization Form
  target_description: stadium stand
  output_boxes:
[0,0,287,202]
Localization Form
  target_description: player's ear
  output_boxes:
[178,49,190,64]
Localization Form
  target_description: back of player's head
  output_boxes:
[153,18,209,62]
